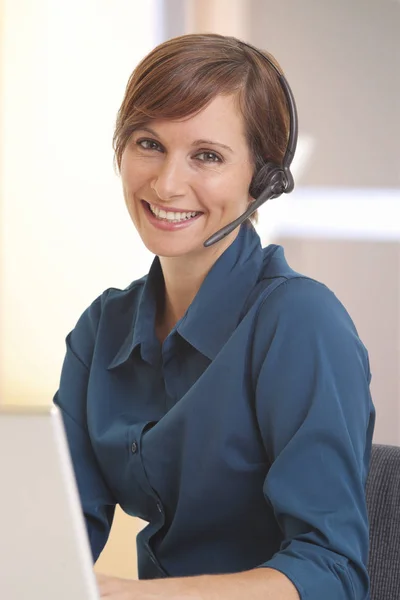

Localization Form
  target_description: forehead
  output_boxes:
[151,94,248,147]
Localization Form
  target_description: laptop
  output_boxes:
[0,404,100,599]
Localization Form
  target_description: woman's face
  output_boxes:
[120,94,254,260]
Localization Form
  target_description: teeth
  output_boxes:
[149,204,199,222]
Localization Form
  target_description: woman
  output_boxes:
[54,34,375,599]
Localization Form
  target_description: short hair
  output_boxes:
[113,33,290,222]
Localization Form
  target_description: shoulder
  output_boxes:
[67,276,147,363]
[75,275,147,330]
[248,244,351,329]
[251,274,370,375]
[258,275,355,330]
[101,275,147,318]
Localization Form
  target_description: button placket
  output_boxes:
[129,424,165,523]
[128,427,151,495]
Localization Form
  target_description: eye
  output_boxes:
[195,151,223,163]
[136,138,163,151]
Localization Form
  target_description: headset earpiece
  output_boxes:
[249,163,287,199]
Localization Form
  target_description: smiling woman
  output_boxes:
[53,33,375,600]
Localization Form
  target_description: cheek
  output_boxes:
[120,154,154,192]
[202,171,252,211]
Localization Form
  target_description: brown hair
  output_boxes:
[113,33,290,220]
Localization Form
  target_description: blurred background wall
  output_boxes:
[1,0,399,580]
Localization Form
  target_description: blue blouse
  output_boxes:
[54,224,375,600]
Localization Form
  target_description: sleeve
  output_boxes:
[252,277,375,600]
[53,293,116,563]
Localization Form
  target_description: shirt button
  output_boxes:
[131,441,138,454]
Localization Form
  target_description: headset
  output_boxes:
[203,42,298,248]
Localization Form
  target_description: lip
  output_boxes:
[141,200,203,231]
[144,200,203,214]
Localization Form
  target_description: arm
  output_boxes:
[54,294,116,562]
[97,567,299,599]
[252,277,375,599]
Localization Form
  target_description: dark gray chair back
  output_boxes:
[366,444,400,600]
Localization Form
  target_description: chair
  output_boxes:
[366,444,400,600]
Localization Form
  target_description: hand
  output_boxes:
[96,573,142,599]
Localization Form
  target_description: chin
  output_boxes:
[140,235,204,259]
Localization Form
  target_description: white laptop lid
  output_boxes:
[0,404,99,600]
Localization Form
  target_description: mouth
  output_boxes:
[143,201,203,224]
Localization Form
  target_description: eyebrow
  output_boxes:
[135,126,234,154]
[192,139,234,153]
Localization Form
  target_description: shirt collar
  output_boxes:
[176,224,264,359]
[108,258,163,369]
[108,224,267,368]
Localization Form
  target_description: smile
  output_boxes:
[146,202,202,223]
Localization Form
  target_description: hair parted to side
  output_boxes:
[113,33,290,223]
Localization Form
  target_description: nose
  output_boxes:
[151,156,189,201]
